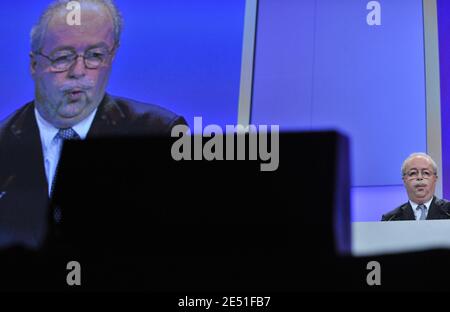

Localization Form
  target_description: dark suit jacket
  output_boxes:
[0,93,186,248]
[381,196,450,221]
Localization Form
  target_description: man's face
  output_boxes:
[402,156,437,204]
[31,3,116,128]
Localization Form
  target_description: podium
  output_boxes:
[353,220,450,256]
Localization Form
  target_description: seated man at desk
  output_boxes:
[382,153,450,221]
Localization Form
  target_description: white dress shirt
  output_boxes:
[409,197,433,220]
[34,107,98,196]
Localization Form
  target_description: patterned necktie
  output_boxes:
[56,128,81,141]
[51,128,80,224]
[417,204,428,221]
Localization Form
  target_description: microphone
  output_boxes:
[386,206,405,221]
[387,213,399,221]
[442,208,450,218]
[0,175,15,199]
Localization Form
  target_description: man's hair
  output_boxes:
[30,0,123,53]
[401,152,438,176]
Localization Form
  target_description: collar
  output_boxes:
[34,106,98,144]
[409,196,434,211]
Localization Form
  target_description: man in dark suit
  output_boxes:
[382,153,450,221]
[0,0,186,248]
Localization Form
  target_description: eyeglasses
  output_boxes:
[34,45,116,73]
[403,169,436,180]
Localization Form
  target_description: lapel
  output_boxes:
[8,102,49,199]
[427,196,450,219]
[87,93,127,138]
[401,202,416,220]
[2,102,50,247]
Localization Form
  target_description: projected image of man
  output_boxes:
[0,0,186,248]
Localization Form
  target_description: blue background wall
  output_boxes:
[0,1,431,222]
[438,0,450,200]
[251,0,428,221]
[0,0,246,128]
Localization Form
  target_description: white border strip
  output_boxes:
[237,0,258,126]
[423,0,443,198]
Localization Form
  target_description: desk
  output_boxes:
[352,220,450,256]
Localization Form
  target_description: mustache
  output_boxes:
[413,182,428,187]
[60,81,95,93]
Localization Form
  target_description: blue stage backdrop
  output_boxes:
[1,1,431,222]
[250,0,427,221]
[0,0,246,128]
[438,0,450,200]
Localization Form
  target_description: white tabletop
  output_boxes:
[352,220,450,256]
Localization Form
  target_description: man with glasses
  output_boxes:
[0,0,186,247]
[382,153,450,221]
